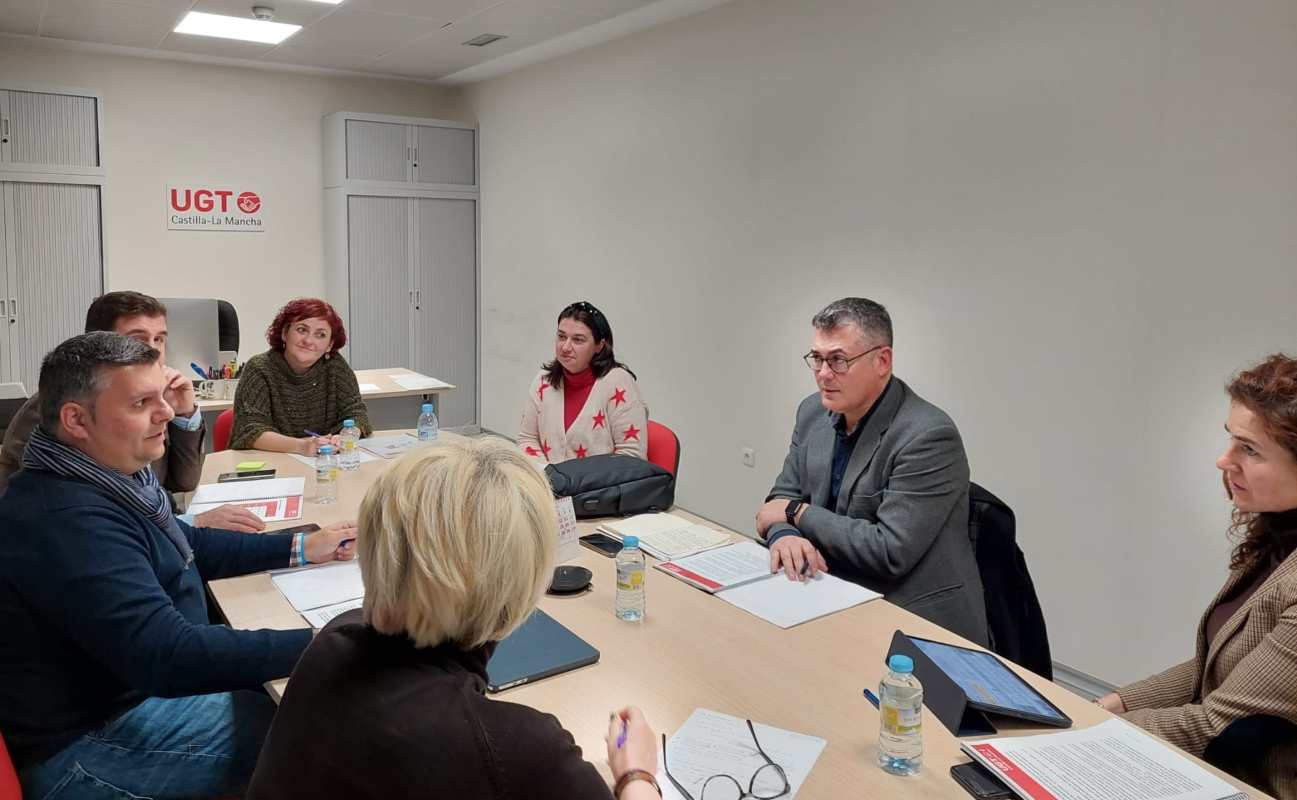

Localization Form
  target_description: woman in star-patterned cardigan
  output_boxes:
[518,302,647,464]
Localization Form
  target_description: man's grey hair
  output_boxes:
[39,332,159,432]
[812,297,893,347]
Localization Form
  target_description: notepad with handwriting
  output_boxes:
[597,513,730,560]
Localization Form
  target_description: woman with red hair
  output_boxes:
[230,298,373,454]
[1097,354,1297,798]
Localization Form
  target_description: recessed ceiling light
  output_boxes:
[173,11,302,45]
[463,33,507,47]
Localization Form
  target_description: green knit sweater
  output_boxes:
[229,350,373,449]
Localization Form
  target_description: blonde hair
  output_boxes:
[357,436,557,649]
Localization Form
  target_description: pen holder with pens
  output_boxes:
[196,379,238,400]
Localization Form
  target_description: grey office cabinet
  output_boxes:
[0,88,102,170]
[324,112,477,191]
[0,181,104,390]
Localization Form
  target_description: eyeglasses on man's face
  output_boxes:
[662,719,791,800]
[803,344,883,375]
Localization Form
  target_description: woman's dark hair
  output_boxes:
[542,301,635,389]
[1224,353,1297,571]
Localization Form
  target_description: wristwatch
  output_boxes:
[785,499,804,527]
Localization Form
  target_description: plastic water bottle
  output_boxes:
[878,654,923,775]
[314,445,338,505]
[339,419,360,471]
[615,535,646,622]
[416,403,439,442]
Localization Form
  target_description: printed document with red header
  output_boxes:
[961,718,1246,800]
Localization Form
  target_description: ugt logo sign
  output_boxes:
[169,188,262,214]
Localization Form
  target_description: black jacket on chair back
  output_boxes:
[969,483,1053,679]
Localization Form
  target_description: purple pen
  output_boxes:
[616,719,628,749]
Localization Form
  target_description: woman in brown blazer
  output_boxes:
[248,437,662,800]
[1098,354,1297,799]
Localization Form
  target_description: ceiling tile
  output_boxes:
[260,41,379,71]
[190,0,339,27]
[158,29,280,58]
[358,43,491,80]
[286,8,442,52]
[343,0,499,24]
[110,0,193,10]
[41,0,181,48]
[0,0,43,35]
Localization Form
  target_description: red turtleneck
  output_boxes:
[563,368,596,431]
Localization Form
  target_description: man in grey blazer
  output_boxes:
[756,298,988,645]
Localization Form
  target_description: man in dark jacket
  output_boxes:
[0,332,357,799]
[0,291,262,532]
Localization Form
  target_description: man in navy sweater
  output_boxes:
[0,332,357,799]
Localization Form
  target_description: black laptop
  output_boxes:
[485,609,599,693]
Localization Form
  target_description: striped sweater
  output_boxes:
[229,350,372,450]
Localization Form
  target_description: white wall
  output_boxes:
[468,0,1297,685]
[0,39,467,358]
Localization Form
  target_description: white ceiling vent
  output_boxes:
[463,33,507,47]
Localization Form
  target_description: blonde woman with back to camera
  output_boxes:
[247,436,663,800]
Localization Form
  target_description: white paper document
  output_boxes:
[555,496,580,562]
[271,561,364,613]
[288,449,381,467]
[600,513,730,560]
[190,477,306,505]
[359,434,422,459]
[962,718,1246,800]
[391,373,451,391]
[187,495,303,523]
[717,573,881,628]
[301,597,364,629]
[357,383,381,392]
[658,709,826,800]
[656,541,772,592]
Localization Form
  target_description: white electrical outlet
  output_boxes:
[741,447,756,468]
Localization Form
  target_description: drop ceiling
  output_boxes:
[0,0,718,83]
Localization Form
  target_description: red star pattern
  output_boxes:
[537,383,549,402]
[524,446,539,456]
[611,387,627,407]
[574,444,588,458]
[541,440,552,458]
[592,410,606,429]
[623,425,640,442]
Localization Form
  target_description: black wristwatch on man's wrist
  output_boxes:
[784,499,804,527]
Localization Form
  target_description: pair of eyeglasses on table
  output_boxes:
[661,718,792,800]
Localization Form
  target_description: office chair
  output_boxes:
[217,300,239,354]
[214,409,234,452]
[646,421,681,478]
[0,731,20,800]
[1203,713,1297,794]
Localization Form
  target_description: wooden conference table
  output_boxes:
[205,433,1262,800]
[194,367,455,413]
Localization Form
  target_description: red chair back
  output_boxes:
[0,731,21,800]
[213,409,234,452]
[646,421,680,477]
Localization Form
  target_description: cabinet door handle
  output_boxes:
[1,117,9,141]
[408,289,414,305]
[9,298,16,319]
[412,146,418,168]
[414,289,420,308]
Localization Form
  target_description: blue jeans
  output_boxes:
[19,691,275,799]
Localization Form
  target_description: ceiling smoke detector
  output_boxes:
[251,6,275,21]
[463,33,507,47]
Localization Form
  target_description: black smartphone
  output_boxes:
[579,532,623,558]
[272,523,321,536]
[950,762,1014,800]
[217,469,276,482]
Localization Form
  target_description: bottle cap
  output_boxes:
[342,419,355,428]
[622,535,640,549]
[318,445,334,455]
[887,654,914,674]
[421,403,434,413]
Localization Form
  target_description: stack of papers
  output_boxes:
[597,513,730,560]
[656,541,882,628]
[962,718,1246,800]
[271,562,365,629]
[188,477,306,523]
[391,372,451,391]
[658,709,826,800]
